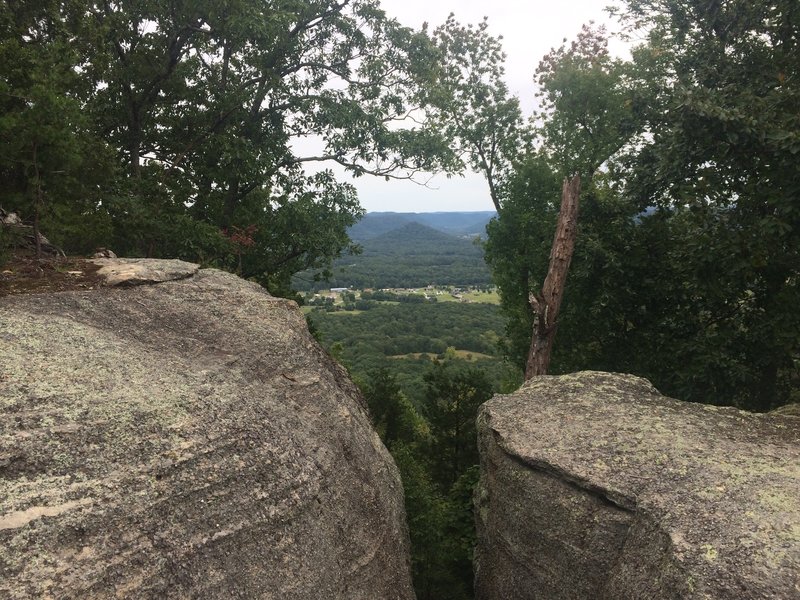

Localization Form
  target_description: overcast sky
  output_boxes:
[348,0,621,213]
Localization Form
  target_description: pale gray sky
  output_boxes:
[350,1,622,212]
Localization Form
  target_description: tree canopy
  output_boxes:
[1,0,460,292]
[481,0,799,410]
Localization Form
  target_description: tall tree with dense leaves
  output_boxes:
[425,14,525,211]
[611,0,800,409]
[485,25,638,377]
[534,24,638,179]
[1,0,459,293]
[489,1,798,409]
[130,1,450,287]
[423,359,493,489]
[362,366,423,449]
[0,1,115,254]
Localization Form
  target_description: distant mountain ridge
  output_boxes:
[294,218,492,290]
[349,211,496,241]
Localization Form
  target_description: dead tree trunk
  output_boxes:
[525,174,581,379]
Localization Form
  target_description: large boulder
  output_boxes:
[0,261,414,599]
[475,371,800,600]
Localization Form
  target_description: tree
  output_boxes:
[0,1,115,255]
[489,1,799,409]
[525,174,581,377]
[428,19,645,380]
[1,1,457,294]
[423,361,492,489]
[534,24,638,179]
[482,25,637,379]
[425,14,526,211]
[360,366,478,600]
[485,157,561,369]
[363,367,423,449]
[609,0,800,410]
[522,25,643,377]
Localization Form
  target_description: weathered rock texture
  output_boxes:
[90,257,199,286]
[475,371,800,600]
[0,262,414,599]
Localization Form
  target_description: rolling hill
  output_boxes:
[294,220,493,290]
[348,211,496,241]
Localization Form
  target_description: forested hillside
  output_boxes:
[295,221,493,290]
[305,289,511,598]
[309,301,508,401]
[348,211,496,240]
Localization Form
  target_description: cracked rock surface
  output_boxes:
[475,371,800,600]
[1,265,413,599]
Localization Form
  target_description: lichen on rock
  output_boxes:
[0,263,414,599]
[475,371,800,600]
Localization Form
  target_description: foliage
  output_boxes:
[308,301,506,397]
[425,15,527,210]
[0,1,116,254]
[485,1,800,410]
[609,0,800,410]
[534,23,638,179]
[360,360,491,600]
[423,362,492,489]
[313,291,511,598]
[363,367,426,449]
[484,156,561,368]
[0,0,461,293]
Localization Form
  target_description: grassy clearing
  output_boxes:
[433,290,500,305]
[462,290,501,304]
[389,350,495,362]
[303,306,365,315]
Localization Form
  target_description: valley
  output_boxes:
[299,211,515,410]
[306,288,511,406]
[298,211,516,598]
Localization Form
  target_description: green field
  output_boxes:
[434,290,500,304]
[390,349,495,362]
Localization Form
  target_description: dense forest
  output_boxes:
[308,300,510,400]
[306,292,510,598]
[2,1,799,598]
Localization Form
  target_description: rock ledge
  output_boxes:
[475,371,800,600]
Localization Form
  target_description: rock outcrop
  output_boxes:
[0,260,414,599]
[89,257,198,286]
[475,371,800,600]
[1,208,63,257]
